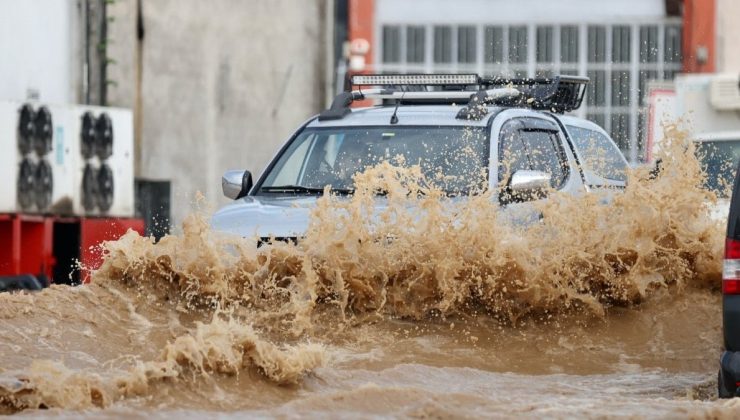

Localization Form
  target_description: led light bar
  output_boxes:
[351,74,480,86]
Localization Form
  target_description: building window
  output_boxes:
[664,24,682,79]
[382,26,401,63]
[587,70,607,106]
[664,25,682,64]
[560,26,578,63]
[586,26,607,139]
[406,26,425,63]
[433,26,452,63]
[484,26,504,64]
[639,25,658,63]
[587,26,606,63]
[535,26,554,77]
[611,70,630,106]
[612,26,631,63]
[611,113,631,151]
[536,26,553,63]
[638,69,658,104]
[508,26,528,64]
[458,26,477,64]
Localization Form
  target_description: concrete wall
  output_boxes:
[106,0,330,227]
[717,0,740,72]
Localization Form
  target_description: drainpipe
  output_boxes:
[134,0,144,176]
[83,0,91,104]
[99,0,107,105]
[324,0,336,107]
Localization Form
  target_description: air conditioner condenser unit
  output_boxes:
[70,105,134,218]
[0,101,76,215]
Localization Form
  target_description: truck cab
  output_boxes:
[212,74,628,240]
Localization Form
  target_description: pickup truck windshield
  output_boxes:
[259,126,489,195]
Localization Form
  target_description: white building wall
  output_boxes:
[717,0,740,72]
[0,0,79,103]
[376,0,666,24]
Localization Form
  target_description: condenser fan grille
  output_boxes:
[81,163,98,211]
[95,113,113,159]
[17,158,36,210]
[17,104,35,155]
[34,106,53,156]
[34,159,53,211]
[81,112,96,159]
[97,163,114,212]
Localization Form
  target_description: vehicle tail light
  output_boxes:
[724,238,740,294]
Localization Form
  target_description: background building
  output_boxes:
[345,0,732,164]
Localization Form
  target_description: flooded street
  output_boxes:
[0,286,734,418]
[1,132,738,418]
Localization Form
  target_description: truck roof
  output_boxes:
[309,105,503,128]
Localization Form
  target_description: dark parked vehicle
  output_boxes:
[719,162,740,398]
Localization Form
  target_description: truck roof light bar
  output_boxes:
[319,74,589,121]
[351,73,479,86]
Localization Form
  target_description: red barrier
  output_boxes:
[80,217,145,283]
[0,214,54,279]
[0,213,144,284]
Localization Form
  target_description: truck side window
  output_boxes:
[566,125,627,182]
[519,129,568,189]
[498,124,530,185]
[499,120,569,190]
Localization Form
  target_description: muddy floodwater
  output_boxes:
[0,285,733,418]
[2,127,740,418]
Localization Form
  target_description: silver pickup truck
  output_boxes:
[212,74,628,240]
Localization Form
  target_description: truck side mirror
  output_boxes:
[510,169,551,192]
[222,170,253,200]
[503,169,551,203]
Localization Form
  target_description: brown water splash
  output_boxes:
[93,124,721,327]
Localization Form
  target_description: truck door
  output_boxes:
[494,115,580,224]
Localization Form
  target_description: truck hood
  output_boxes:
[211,195,321,238]
[210,193,539,239]
[211,194,456,238]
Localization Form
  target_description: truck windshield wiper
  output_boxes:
[260,185,355,195]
